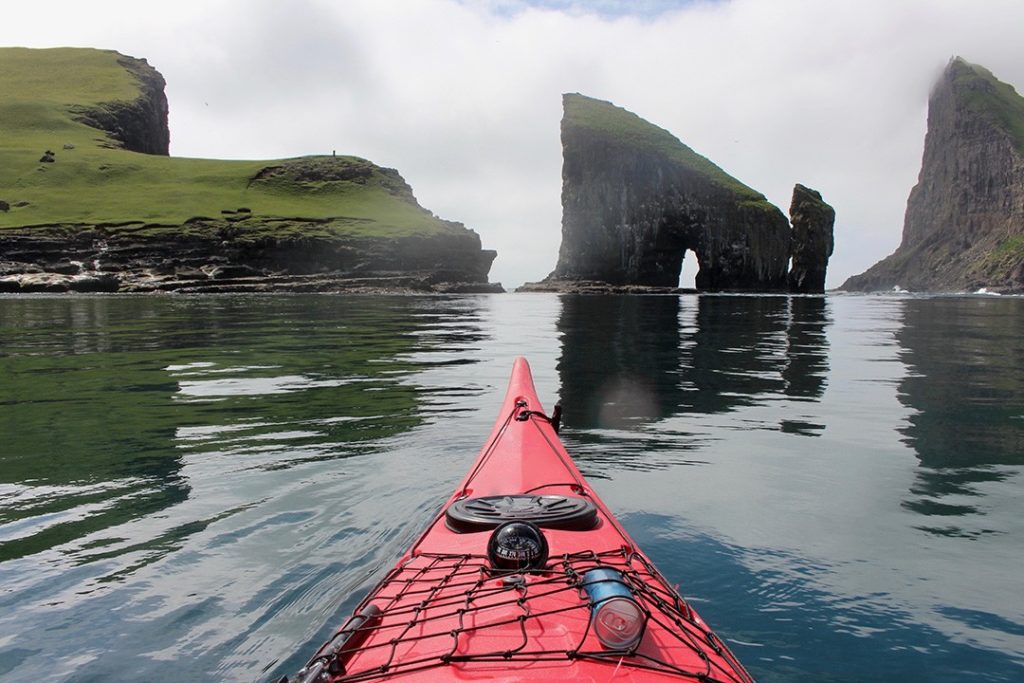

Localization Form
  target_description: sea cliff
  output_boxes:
[0,47,500,293]
[841,58,1024,293]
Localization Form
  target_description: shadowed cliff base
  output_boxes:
[520,94,832,294]
[0,48,500,293]
[841,57,1024,293]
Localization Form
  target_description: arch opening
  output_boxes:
[678,249,699,290]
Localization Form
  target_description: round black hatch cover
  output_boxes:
[446,494,598,533]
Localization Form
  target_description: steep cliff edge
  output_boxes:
[0,47,499,293]
[69,54,170,155]
[841,58,1024,292]
[531,94,792,292]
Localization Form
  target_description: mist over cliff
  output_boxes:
[842,58,1024,293]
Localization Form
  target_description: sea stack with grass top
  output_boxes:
[523,93,797,293]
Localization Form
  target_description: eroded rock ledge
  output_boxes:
[0,223,501,294]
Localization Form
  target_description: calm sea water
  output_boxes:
[1,293,1022,682]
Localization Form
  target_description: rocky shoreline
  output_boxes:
[0,224,502,294]
[516,279,695,294]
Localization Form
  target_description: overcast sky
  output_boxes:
[4,0,1024,288]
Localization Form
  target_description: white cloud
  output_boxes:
[3,0,1024,288]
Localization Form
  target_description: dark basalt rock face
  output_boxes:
[531,94,792,292]
[69,56,170,155]
[842,58,1024,293]
[789,184,835,293]
[0,224,499,294]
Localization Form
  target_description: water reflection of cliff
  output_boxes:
[895,297,1024,536]
[0,296,483,563]
[556,295,831,430]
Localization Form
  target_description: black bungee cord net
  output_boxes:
[306,548,752,683]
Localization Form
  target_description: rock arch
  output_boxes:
[545,94,792,292]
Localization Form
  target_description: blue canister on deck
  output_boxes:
[581,568,646,650]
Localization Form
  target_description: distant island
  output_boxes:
[841,57,1024,293]
[521,93,834,294]
[0,48,501,293]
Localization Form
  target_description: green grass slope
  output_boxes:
[948,57,1024,157]
[0,47,460,239]
[562,92,772,208]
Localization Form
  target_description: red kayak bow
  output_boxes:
[288,357,754,683]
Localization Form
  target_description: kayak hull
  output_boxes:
[291,358,754,683]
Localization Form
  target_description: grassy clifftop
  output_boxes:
[947,56,1024,156]
[561,92,770,207]
[0,47,462,239]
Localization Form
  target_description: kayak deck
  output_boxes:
[328,549,743,682]
[290,358,753,683]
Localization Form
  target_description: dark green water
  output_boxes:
[0,293,1021,682]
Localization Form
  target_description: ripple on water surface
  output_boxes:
[0,293,1022,683]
